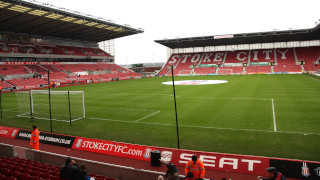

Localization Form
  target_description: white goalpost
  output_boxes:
[15,90,85,122]
[218,69,233,75]
[178,70,192,76]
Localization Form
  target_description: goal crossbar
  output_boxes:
[16,90,85,122]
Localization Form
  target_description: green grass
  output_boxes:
[1,74,320,161]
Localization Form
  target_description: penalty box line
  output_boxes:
[85,117,320,136]
[173,96,277,132]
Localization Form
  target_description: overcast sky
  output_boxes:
[35,0,319,64]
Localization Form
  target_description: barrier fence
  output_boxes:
[0,125,319,179]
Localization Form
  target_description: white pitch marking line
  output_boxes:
[85,117,320,136]
[272,98,277,132]
[303,74,320,82]
[136,110,161,122]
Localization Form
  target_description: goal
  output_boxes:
[178,70,192,76]
[218,69,233,75]
[15,90,85,122]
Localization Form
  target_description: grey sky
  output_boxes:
[35,0,320,64]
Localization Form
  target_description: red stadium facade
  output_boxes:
[156,24,320,76]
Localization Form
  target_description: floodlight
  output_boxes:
[28,9,48,16]
[0,2,11,8]
[60,17,76,22]
[8,5,31,12]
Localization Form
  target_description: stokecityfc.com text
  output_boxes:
[81,141,143,156]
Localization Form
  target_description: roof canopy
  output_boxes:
[0,0,143,43]
[155,24,320,49]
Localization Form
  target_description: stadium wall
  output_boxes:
[0,143,166,180]
[1,126,320,179]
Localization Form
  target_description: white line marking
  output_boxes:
[136,110,161,122]
[94,106,156,112]
[303,74,320,82]
[181,97,271,101]
[85,117,320,136]
[272,98,277,132]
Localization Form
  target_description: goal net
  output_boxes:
[178,70,192,76]
[15,90,85,122]
[218,69,233,75]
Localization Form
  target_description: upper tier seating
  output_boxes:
[245,66,271,74]
[56,45,84,56]
[194,67,217,74]
[6,78,47,88]
[76,47,111,57]
[35,45,66,55]
[0,41,111,57]
[0,156,117,180]
[218,66,244,74]
[158,47,320,75]
[295,46,320,72]
[0,80,13,88]
[52,64,84,72]
[0,65,29,76]
[41,65,63,72]
[273,48,301,73]
[25,65,48,74]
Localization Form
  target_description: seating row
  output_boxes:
[0,156,117,180]
[159,47,320,75]
[0,41,111,57]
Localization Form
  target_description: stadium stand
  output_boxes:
[0,41,112,58]
[6,78,47,89]
[273,48,301,73]
[0,65,29,76]
[296,46,320,72]
[158,47,320,75]
[0,156,116,180]
[0,80,13,88]
[194,67,217,75]
[219,66,244,74]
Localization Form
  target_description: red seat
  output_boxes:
[32,163,41,167]
[88,173,96,177]
[0,168,11,176]
[31,167,40,172]
[4,164,15,170]
[50,175,60,180]
[30,171,40,177]
[106,178,116,180]
[22,164,32,170]
[49,170,59,176]
[19,173,30,180]
[95,175,107,180]
[9,171,20,179]
[40,168,49,174]
[20,168,31,174]
[29,176,40,180]
[4,177,17,180]
[11,166,21,172]
[40,172,51,179]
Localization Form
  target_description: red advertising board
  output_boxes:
[72,137,269,175]
[0,126,19,139]
[72,137,156,161]
[156,147,269,175]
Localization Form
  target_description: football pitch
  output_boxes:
[1,74,320,161]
